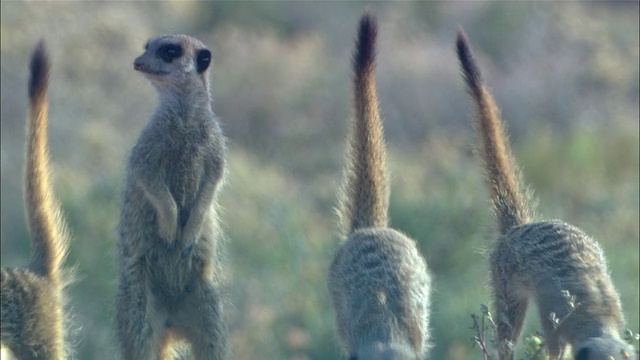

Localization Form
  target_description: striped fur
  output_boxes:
[329,12,431,360]
[457,28,635,360]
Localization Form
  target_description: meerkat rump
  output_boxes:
[116,34,228,360]
[1,40,72,360]
[456,29,636,360]
[328,13,431,360]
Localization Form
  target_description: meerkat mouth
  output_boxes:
[133,63,169,77]
[136,68,169,77]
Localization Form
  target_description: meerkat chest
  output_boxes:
[162,140,209,197]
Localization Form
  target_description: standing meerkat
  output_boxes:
[1,40,72,360]
[115,34,228,360]
[328,12,431,360]
[456,28,636,360]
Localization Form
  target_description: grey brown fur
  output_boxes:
[116,34,228,360]
[456,28,635,360]
[1,40,72,360]
[329,13,431,360]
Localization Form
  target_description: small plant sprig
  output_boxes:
[622,329,640,360]
[470,303,497,360]
[472,291,615,360]
[552,290,580,330]
[523,332,546,360]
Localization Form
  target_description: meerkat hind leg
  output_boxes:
[175,282,227,360]
[492,268,529,360]
[115,271,167,360]
[535,287,571,360]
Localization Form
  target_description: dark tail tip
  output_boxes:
[456,27,482,92]
[353,10,378,75]
[29,39,50,101]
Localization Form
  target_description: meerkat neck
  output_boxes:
[154,84,213,126]
[158,79,210,104]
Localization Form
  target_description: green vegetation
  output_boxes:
[1,2,637,359]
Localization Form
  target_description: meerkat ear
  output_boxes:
[196,49,211,73]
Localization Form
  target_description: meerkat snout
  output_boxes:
[133,58,144,71]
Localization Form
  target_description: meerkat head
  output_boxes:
[134,34,211,94]
[573,334,637,360]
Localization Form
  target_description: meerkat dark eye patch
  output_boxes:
[196,49,211,73]
[157,44,183,63]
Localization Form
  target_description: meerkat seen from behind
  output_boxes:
[328,13,431,360]
[1,40,72,360]
[115,34,228,360]
[456,28,636,360]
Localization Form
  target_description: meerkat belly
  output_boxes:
[164,145,206,217]
[146,247,201,308]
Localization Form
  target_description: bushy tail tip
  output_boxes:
[29,39,50,102]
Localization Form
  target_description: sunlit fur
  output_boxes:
[457,28,635,360]
[1,40,72,360]
[329,13,431,360]
[116,34,228,360]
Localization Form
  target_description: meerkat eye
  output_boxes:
[196,49,211,73]
[157,44,183,63]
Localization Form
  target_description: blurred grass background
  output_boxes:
[1,2,638,359]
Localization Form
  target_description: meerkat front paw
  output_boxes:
[180,244,193,258]
[180,218,202,248]
[157,218,178,249]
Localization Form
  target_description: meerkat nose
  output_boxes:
[133,57,144,71]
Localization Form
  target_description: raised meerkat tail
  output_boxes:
[25,40,69,280]
[456,28,531,234]
[338,11,390,236]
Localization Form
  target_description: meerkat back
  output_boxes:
[456,29,635,360]
[1,40,72,360]
[328,12,431,360]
